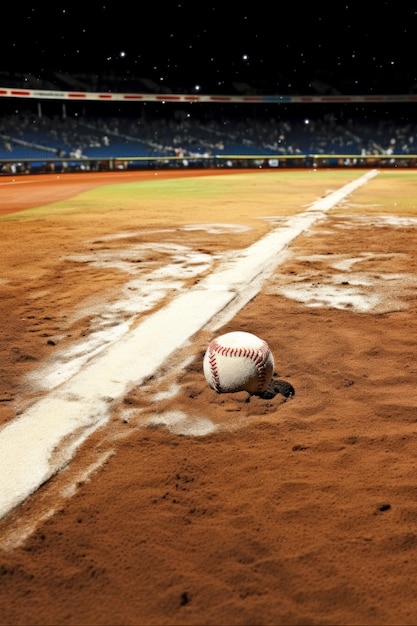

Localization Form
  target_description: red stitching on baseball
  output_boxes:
[207,346,221,392]
[208,338,271,393]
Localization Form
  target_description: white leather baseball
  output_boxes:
[203,331,274,395]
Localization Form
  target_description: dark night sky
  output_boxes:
[1,2,416,94]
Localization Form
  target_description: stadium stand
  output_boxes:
[1,110,416,162]
[1,67,417,172]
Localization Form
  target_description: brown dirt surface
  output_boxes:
[1,169,417,625]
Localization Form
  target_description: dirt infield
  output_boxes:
[1,169,417,625]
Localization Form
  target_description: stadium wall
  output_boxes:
[3,154,417,176]
[1,88,417,174]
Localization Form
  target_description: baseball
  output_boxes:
[203,331,274,395]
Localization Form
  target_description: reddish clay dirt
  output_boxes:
[1,169,417,626]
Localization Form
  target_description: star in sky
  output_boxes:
[1,2,416,94]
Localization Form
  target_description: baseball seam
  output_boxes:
[208,339,271,393]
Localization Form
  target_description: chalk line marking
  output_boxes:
[0,170,378,521]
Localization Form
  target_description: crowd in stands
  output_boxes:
[1,67,417,172]
[1,107,417,171]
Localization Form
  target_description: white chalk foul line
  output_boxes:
[0,169,378,520]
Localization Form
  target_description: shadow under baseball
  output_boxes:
[254,374,295,401]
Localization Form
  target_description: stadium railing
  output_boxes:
[1,153,417,175]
